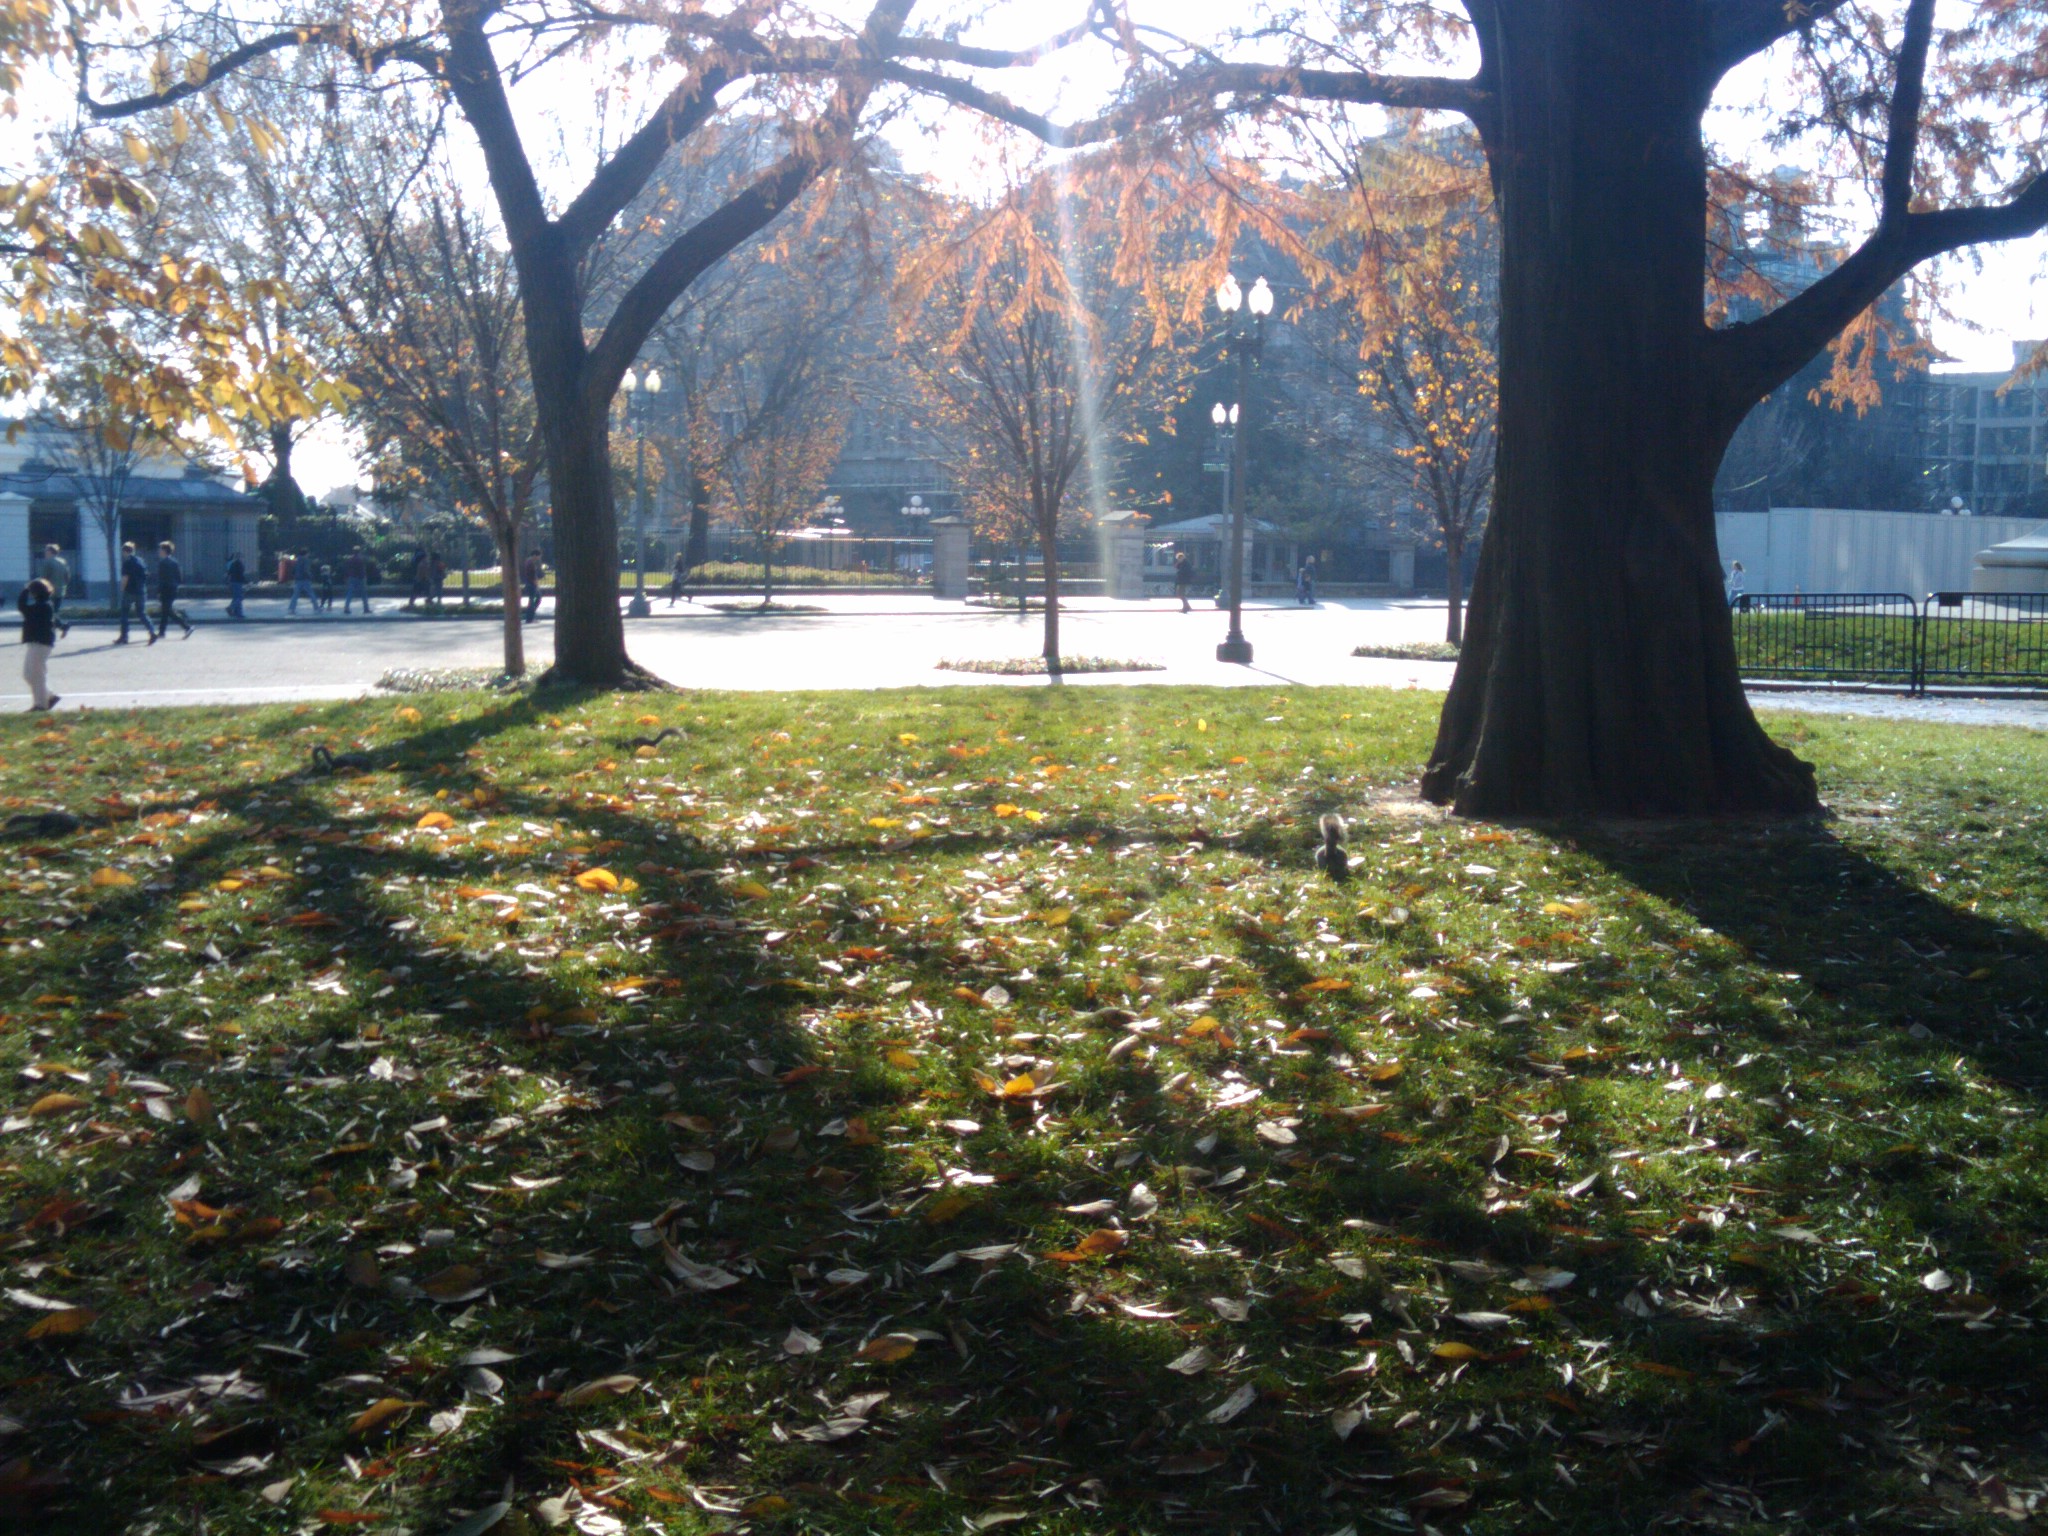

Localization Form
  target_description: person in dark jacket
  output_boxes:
[115,541,151,644]
[1173,549,1193,612]
[18,578,58,711]
[428,551,447,607]
[521,551,543,623]
[343,548,371,614]
[148,540,193,644]
[407,549,431,611]
[667,552,692,606]
[225,551,248,619]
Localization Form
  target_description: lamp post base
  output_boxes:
[1216,635,1253,665]
[626,592,652,618]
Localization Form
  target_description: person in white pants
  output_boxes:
[18,577,59,711]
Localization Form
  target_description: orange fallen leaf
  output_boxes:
[28,1092,87,1117]
[1049,1228,1129,1263]
[25,1308,96,1339]
[347,1397,418,1436]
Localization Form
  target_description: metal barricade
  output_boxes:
[1920,592,2048,688]
[1729,593,1924,687]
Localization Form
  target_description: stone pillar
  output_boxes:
[1391,543,1416,591]
[1097,509,1151,599]
[0,494,30,590]
[930,516,971,600]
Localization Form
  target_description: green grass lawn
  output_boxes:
[2,688,2046,1535]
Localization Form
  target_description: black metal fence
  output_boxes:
[1731,591,2048,692]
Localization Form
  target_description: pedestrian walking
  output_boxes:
[115,541,151,644]
[1297,555,1317,607]
[407,549,430,611]
[317,559,335,611]
[286,552,310,614]
[343,547,372,614]
[35,546,71,636]
[1173,549,1193,613]
[428,551,447,607]
[225,551,248,619]
[521,551,543,623]
[667,552,691,606]
[18,577,59,712]
[148,541,193,644]
[1725,560,1747,611]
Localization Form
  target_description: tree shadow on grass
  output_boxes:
[9,707,2048,1535]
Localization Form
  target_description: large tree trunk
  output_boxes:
[1422,3,1817,817]
[684,474,709,570]
[535,391,631,687]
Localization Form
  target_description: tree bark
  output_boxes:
[1443,527,1464,647]
[1041,532,1061,673]
[537,395,631,684]
[497,521,526,678]
[1421,1,1817,817]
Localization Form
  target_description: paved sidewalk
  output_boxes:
[6,594,2045,729]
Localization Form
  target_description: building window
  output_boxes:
[1983,426,2032,456]
[1993,387,2037,418]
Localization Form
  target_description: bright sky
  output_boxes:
[10,0,2046,493]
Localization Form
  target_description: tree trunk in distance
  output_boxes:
[1444,528,1465,647]
[685,476,709,569]
[1421,2,1817,818]
[762,535,774,610]
[1041,534,1061,673]
[497,522,526,678]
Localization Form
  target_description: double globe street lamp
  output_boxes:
[621,365,662,618]
[1212,273,1272,664]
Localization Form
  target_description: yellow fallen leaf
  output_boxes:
[25,1308,96,1339]
[184,1084,215,1124]
[574,868,621,893]
[395,707,422,723]
[415,811,454,831]
[29,1092,88,1117]
[886,1048,920,1070]
[90,867,135,888]
[347,1397,418,1436]
[636,714,662,726]
[1543,899,1594,918]
[898,733,920,745]
[993,803,1020,818]
[1432,1341,1483,1361]
[1001,1073,1039,1098]
[177,898,206,913]
[731,880,771,900]
[867,817,903,829]
[922,1193,971,1224]
[857,1333,918,1363]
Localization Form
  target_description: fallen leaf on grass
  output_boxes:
[419,1265,487,1302]
[782,1327,822,1356]
[1156,1450,1226,1476]
[1048,1229,1128,1263]
[558,1374,640,1407]
[1165,1345,1215,1375]
[573,868,621,893]
[27,1093,87,1118]
[24,1309,95,1340]
[857,1334,918,1364]
[347,1398,418,1436]
[1204,1392,1253,1441]
[89,867,135,888]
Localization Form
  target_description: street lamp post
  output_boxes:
[1213,274,1272,664]
[621,365,662,618]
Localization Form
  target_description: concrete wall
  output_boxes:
[1715,507,2048,597]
